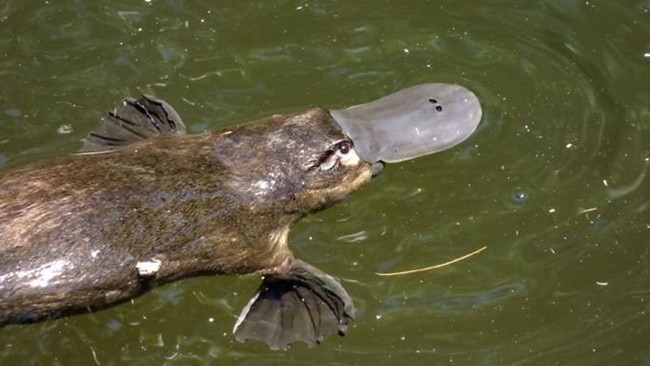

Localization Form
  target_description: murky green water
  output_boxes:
[1,0,650,364]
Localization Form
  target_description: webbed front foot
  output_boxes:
[233,259,354,350]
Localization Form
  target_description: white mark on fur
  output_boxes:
[136,259,162,277]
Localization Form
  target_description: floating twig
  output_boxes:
[375,245,488,277]
[578,207,598,214]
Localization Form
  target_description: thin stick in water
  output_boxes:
[375,245,488,277]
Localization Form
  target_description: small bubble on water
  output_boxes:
[511,189,528,204]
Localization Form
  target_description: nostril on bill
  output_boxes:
[427,97,443,112]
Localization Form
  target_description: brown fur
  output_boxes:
[0,107,373,325]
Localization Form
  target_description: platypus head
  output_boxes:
[210,83,482,214]
[211,107,377,213]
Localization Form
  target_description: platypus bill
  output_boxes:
[0,84,482,350]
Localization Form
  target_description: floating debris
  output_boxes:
[579,207,598,214]
[56,124,73,134]
[376,246,488,276]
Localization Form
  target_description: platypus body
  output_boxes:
[0,84,482,349]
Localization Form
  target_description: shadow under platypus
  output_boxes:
[0,84,481,350]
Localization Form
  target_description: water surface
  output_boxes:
[1,1,649,365]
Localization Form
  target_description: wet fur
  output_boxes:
[0,104,372,334]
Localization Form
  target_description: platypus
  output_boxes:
[0,84,481,350]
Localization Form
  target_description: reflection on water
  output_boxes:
[1,0,650,365]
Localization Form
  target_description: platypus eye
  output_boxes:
[337,141,351,155]
[308,140,358,172]
[308,140,359,171]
